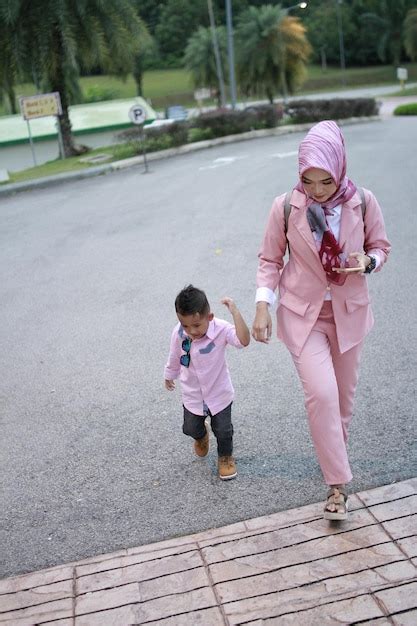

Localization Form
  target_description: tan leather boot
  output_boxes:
[218,455,237,480]
[194,431,209,457]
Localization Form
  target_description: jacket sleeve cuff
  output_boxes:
[255,287,277,307]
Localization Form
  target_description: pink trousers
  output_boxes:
[291,301,363,485]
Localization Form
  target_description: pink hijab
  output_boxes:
[295,120,357,209]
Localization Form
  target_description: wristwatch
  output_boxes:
[364,254,376,274]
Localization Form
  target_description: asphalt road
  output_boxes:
[1,116,416,578]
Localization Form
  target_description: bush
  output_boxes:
[190,104,283,138]
[393,103,417,115]
[188,127,215,142]
[285,98,379,123]
[83,85,118,103]
[117,121,188,148]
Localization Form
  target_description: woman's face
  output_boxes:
[301,167,337,203]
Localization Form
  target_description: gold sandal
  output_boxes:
[324,486,348,521]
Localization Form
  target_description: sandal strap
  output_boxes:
[327,486,348,501]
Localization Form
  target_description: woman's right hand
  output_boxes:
[251,302,272,343]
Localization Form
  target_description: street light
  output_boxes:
[285,2,308,12]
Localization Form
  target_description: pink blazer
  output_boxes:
[257,188,391,356]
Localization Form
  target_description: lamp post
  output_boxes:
[335,0,346,85]
[225,0,237,109]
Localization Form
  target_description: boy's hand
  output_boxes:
[165,379,175,390]
[221,297,237,315]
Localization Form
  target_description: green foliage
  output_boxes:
[190,104,284,137]
[83,85,118,103]
[404,8,417,61]
[285,98,379,123]
[393,102,417,115]
[235,5,311,102]
[0,0,148,155]
[184,26,228,90]
[187,127,215,143]
[155,0,208,66]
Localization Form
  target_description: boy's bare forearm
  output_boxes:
[231,308,250,346]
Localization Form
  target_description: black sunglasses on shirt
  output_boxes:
[180,337,191,367]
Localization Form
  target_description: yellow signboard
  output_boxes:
[20,92,62,120]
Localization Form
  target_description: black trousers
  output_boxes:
[183,402,233,456]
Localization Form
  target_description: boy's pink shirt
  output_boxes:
[164,317,244,416]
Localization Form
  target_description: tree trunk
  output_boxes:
[52,32,88,157]
[133,55,144,97]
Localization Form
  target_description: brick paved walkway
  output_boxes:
[1,478,416,625]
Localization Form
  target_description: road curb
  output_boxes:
[0,116,380,197]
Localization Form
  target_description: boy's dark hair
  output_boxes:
[175,285,210,316]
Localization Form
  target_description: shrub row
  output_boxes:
[284,98,379,123]
[115,99,379,156]
[393,103,417,115]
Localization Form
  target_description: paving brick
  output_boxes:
[76,549,203,594]
[74,587,217,625]
[76,542,197,577]
[0,578,73,612]
[383,514,417,539]
[222,561,415,624]
[76,566,210,613]
[374,580,417,613]
[208,523,390,583]
[0,566,73,594]
[368,495,417,522]
[126,535,196,556]
[0,598,73,624]
[203,507,376,567]
[397,536,417,558]
[392,609,417,625]
[358,478,417,507]
[143,606,225,625]
[216,542,406,603]
[241,594,384,625]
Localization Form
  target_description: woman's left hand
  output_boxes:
[333,252,370,274]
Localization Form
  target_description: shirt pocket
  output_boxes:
[279,291,310,317]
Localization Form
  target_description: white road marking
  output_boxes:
[270,151,298,158]
[199,156,248,171]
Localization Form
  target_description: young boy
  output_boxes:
[164,285,250,480]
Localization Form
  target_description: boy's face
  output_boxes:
[177,311,214,340]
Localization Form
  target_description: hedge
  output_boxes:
[393,103,417,116]
[284,98,379,123]
[115,99,379,156]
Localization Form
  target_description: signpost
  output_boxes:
[194,88,211,110]
[397,67,408,90]
[19,92,63,166]
[128,103,150,173]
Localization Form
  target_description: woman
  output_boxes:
[252,120,391,520]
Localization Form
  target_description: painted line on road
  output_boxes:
[270,151,298,158]
[199,156,248,171]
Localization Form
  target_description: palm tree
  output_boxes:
[404,8,417,61]
[184,26,228,106]
[361,0,413,66]
[0,0,147,156]
[235,5,311,103]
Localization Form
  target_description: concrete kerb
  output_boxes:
[0,116,380,197]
